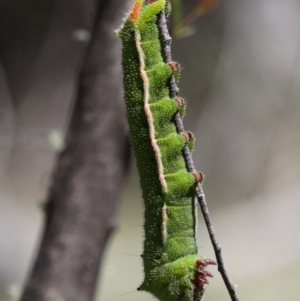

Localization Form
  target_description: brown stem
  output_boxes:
[19,1,131,301]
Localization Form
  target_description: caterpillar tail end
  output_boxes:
[139,256,216,301]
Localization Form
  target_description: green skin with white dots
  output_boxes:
[117,1,210,300]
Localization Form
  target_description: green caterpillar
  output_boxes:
[116,1,215,300]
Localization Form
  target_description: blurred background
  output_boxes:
[1,0,300,300]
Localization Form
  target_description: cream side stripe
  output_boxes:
[135,31,167,191]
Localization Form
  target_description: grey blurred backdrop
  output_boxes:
[1,0,300,300]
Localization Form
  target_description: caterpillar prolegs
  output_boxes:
[116,1,215,300]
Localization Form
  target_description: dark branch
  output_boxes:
[157,9,240,301]
[20,1,131,301]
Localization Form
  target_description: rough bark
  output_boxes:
[20,1,131,301]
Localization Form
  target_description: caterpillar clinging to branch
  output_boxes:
[116,1,216,300]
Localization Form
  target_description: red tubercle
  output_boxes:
[181,131,194,143]
[192,171,204,184]
[194,272,209,292]
[129,0,142,21]
[168,61,181,73]
[145,0,158,4]
[174,96,186,107]
[194,265,215,291]
[203,270,214,278]
[194,259,216,291]
[196,258,217,268]
[195,272,209,284]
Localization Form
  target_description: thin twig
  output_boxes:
[157,9,240,301]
